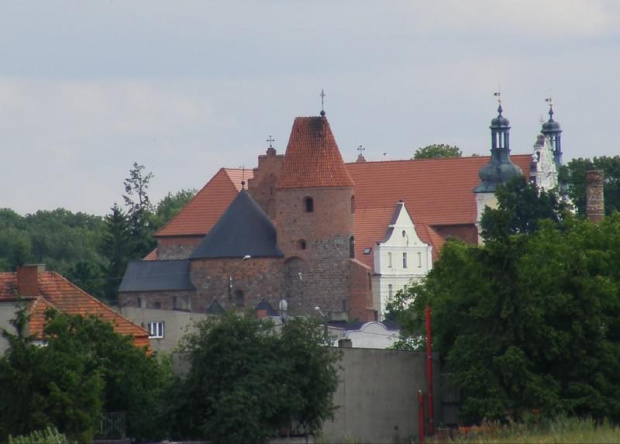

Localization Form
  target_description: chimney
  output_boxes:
[16,264,45,296]
[586,170,605,222]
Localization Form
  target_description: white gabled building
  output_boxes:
[373,200,433,319]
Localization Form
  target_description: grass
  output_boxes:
[431,416,620,443]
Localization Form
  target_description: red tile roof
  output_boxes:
[347,154,532,226]
[0,271,149,348]
[155,168,254,238]
[277,117,355,189]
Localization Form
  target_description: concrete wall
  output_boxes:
[173,347,442,444]
[0,301,19,355]
[116,306,208,353]
[322,348,440,444]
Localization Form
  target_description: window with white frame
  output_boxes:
[148,321,165,339]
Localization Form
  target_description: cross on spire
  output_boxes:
[266,135,275,148]
[320,89,326,116]
[357,145,365,155]
[240,165,246,190]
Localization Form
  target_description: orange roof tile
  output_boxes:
[155,168,254,238]
[277,117,355,189]
[0,271,149,347]
[347,154,532,226]
[143,248,158,260]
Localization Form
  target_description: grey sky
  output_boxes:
[1,0,618,215]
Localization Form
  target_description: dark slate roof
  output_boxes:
[190,190,284,259]
[206,299,226,315]
[119,260,194,292]
[255,298,278,316]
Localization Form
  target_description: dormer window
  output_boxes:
[304,196,314,213]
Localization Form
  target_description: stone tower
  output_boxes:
[276,116,361,319]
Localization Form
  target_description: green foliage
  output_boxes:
[8,426,74,444]
[99,204,131,303]
[167,312,340,443]
[562,156,620,217]
[123,162,156,259]
[0,307,104,443]
[394,214,620,423]
[414,144,462,159]
[0,307,169,442]
[480,177,569,241]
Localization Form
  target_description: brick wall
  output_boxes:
[156,236,202,260]
[432,223,478,244]
[348,259,375,322]
[247,151,284,220]
[118,290,195,311]
[190,257,285,313]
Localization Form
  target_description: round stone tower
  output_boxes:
[276,116,356,319]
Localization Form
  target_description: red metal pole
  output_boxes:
[426,305,435,436]
[418,390,425,443]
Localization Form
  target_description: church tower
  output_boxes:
[276,115,360,319]
[473,100,523,242]
[541,99,563,170]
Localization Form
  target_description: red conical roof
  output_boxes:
[277,116,355,189]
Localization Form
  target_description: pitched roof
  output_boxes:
[0,270,149,348]
[277,117,355,189]
[119,260,195,292]
[155,168,254,238]
[354,206,444,270]
[190,190,284,259]
[347,154,532,226]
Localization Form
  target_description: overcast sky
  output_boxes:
[1,1,619,216]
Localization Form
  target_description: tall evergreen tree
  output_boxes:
[100,204,131,303]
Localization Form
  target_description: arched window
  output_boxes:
[304,196,314,213]
[351,195,356,213]
[403,252,408,269]
[349,236,355,258]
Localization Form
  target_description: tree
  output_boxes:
[123,163,156,259]
[413,144,462,159]
[100,204,131,303]
[392,210,620,424]
[480,176,569,241]
[166,313,340,443]
[0,308,169,442]
[562,156,620,217]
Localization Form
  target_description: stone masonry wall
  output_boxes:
[190,257,285,314]
[156,236,202,260]
[247,151,284,220]
[118,290,194,311]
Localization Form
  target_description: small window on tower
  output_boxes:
[304,197,314,213]
[298,239,307,250]
[349,236,355,258]
[351,195,356,213]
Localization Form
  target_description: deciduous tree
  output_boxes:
[413,144,462,159]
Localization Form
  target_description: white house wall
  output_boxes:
[373,202,433,319]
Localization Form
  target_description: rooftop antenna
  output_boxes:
[320,89,326,117]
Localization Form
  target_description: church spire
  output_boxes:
[473,96,522,193]
[541,97,563,168]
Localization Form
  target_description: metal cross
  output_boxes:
[357,145,365,155]
[320,89,326,116]
[267,135,275,148]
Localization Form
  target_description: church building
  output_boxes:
[119,101,562,323]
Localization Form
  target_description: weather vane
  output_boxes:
[320,89,326,116]
[267,135,275,149]
[493,90,502,105]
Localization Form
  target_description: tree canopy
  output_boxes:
[561,156,620,217]
[0,307,170,442]
[413,144,462,159]
[390,181,620,423]
[166,312,340,443]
